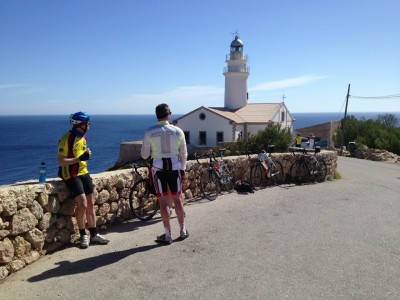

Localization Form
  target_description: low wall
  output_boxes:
[0,151,337,280]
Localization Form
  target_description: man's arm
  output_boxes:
[58,155,80,166]
[58,148,91,166]
[178,135,188,170]
[141,132,151,159]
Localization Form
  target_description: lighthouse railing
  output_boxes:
[223,66,250,73]
[226,53,248,61]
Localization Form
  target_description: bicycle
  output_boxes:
[288,147,327,184]
[129,162,159,221]
[248,145,284,190]
[195,149,236,200]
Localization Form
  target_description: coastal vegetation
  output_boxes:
[225,123,293,155]
[335,113,400,155]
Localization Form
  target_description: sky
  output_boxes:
[0,0,399,115]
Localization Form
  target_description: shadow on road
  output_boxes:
[99,217,162,234]
[27,244,161,282]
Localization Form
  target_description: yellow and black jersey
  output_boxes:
[57,130,89,180]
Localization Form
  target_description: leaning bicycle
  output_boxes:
[195,149,236,200]
[129,162,159,221]
[249,145,284,190]
[289,147,327,184]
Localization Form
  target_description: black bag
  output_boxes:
[234,180,254,193]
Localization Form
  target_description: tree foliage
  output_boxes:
[334,113,400,155]
[225,122,293,155]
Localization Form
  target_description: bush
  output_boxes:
[335,113,400,155]
[226,122,293,154]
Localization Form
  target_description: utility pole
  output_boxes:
[340,84,351,156]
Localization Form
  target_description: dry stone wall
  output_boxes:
[0,151,337,280]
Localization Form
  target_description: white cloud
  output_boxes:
[0,83,46,95]
[250,75,327,92]
[114,85,225,113]
[0,84,26,90]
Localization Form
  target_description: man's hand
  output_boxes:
[79,151,90,161]
[180,170,186,179]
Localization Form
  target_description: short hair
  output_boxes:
[155,103,170,119]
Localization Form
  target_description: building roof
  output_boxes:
[235,103,283,123]
[175,103,289,124]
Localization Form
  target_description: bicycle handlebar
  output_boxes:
[131,160,151,175]
[288,146,320,155]
[195,151,218,165]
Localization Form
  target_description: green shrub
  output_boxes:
[335,113,400,155]
[226,122,293,154]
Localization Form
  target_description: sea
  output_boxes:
[0,112,397,185]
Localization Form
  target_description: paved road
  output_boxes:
[1,157,400,300]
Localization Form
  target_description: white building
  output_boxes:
[174,34,295,147]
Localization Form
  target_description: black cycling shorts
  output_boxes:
[151,168,182,197]
[64,174,94,198]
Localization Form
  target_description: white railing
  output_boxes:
[223,66,250,73]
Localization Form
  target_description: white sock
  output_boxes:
[165,227,171,238]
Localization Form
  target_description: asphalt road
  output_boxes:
[1,157,400,300]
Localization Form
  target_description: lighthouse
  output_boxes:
[223,34,250,110]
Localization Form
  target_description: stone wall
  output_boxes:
[296,120,341,147]
[0,151,337,280]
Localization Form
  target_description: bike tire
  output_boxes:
[314,159,327,182]
[200,168,219,200]
[221,164,236,193]
[289,160,310,185]
[250,164,265,190]
[266,160,284,186]
[129,178,159,221]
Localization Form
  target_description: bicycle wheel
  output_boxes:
[266,160,284,186]
[220,164,236,193]
[200,168,219,200]
[289,160,310,184]
[313,159,327,182]
[129,178,159,221]
[250,164,265,190]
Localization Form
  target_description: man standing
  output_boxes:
[309,133,315,149]
[58,112,110,249]
[141,103,188,244]
[294,133,302,147]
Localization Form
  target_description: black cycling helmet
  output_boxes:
[70,112,91,125]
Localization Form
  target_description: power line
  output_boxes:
[349,94,400,99]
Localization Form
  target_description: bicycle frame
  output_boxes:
[289,147,327,184]
[249,145,284,189]
[195,149,235,200]
[129,162,160,221]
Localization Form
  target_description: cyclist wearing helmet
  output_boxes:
[141,103,189,244]
[57,112,109,249]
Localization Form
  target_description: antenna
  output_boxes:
[230,30,239,39]
[282,93,286,103]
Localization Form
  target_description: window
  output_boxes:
[281,111,285,122]
[184,131,190,144]
[199,113,206,120]
[217,132,224,143]
[199,131,206,145]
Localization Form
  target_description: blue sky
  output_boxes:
[1,0,399,115]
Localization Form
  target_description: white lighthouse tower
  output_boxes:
[223,34,250,110]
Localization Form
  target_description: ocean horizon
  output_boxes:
[1,112,398,185]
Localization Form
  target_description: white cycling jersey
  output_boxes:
[141,120,187,171]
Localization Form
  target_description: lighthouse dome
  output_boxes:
[230,35,243,47]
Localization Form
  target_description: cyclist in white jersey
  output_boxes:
[141,103,189,244]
